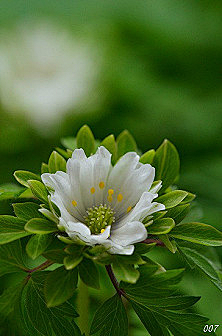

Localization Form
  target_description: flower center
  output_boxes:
[84,204,115,235]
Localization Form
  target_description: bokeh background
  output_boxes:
[0,1,222,334]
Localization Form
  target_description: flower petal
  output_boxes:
[103,240,134,255]
[110,221,147,247]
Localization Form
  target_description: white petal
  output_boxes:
[110,221,147,247]
[149,181,162,195]
[88,226,111,244]
[103,240,134,255]
[66,221,91,243]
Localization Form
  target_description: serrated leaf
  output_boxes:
[14,170,41,187]
[90,294,128,336]
[28,180,48,203]
[157,190,188,209]
[139,149,155,164]
[0,283,24,324]
[22,272,81,336]
[148,218,175,234]
[170,222,222,246]
[166,204,190,224]
[13,202,44,220]
[76,125,95,156]
[61,137,76,150]
[0,215,30,244]
[116,130,137,158]
[79,258,100,289]
[0,240,27,277]
[48,151,67,173]
[25,218,58,234]
[45,266,78,307]
[100,134,117,164]
[26,234,52,259]
[153,139,180,191]
[178,246,222,291]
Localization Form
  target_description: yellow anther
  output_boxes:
[91,187,95,194]
[101,229,105,233]
[72,200,77,207]
[99,181,105,189]
[107,195,113,202]
[127,206,132,213]
[108,189,114,195]
[117,193,123,202]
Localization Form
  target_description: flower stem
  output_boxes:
[26,260,54,273]
[105,264,126,297]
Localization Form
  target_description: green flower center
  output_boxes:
[84,204,115,234]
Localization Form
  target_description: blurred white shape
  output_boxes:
[0,21,99,133]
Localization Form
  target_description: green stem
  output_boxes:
[77,279,90,336]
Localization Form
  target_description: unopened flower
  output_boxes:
[42,147,165,255]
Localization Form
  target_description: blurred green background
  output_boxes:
[0,1,222,334]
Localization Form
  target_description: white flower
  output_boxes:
[41,146,165,255]
[0,21,99,133]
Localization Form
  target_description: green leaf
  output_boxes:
[0,183,25,201]
[41,162,49,174]
[0,240,27,277]
[14,170,41,187]
[166,204,190,224]
[64,254,83,270]
[0,282,24,324]
[43,249,67,264]
[48,151,67,173]
[178,246,222,291]
[153,139,180,191]
[157,190,188,209]
[25,218,58,234]
[170,222,222,246]
[158,235,177,253]
[100,134,117,164]
[56,147,72,159]
[45,266,78,307]
[134,242,156,254]
[22,272,81,336]
[139,149,155,164]
[26,234,52,259]
[79,258,100,289]
[148,218,175,234]
[0,215,30,244]
[76,125,95,156]
[28,180,49,203]
[13,202,44,220]
[112,260,140,284]
[181,192,196,204]
[116,130,137,158]
[90,294,128,336]
[61,136,76,150]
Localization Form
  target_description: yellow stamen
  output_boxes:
[101,229,105,233]
[117,193,123,202]
[99,181,105,189]
[90,187,95,194]
[127,206,132,213]
[72,200,77,207]
[107,195,113,202]
[108,189,114,195]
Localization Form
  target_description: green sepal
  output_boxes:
[140,149,155,164]
[147,218,175,235]
[14,170,41,187]
[76,125,95,156]
[157,190,188,209]
[25,218,58,234]
[44,266,78,307]
[28,180,49,203]
[0,215,30,244]
[48,151,67,173]
[116,130,137,158]
[79,258,100,289]
[100,134,117,164]
[153,139,180,191]
[170,222,222,246]
[26,234,52,259]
